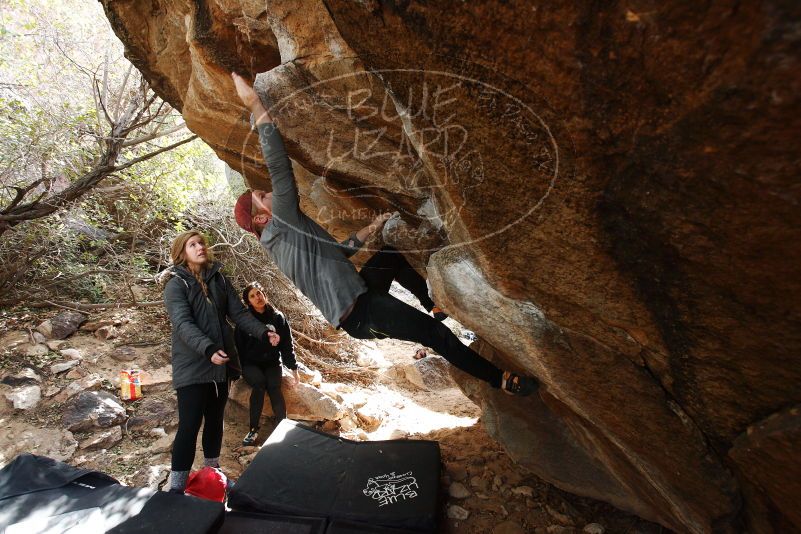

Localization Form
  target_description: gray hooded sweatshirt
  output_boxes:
[257,123,367,328]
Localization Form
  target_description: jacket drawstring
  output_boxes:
[213,381,219,398]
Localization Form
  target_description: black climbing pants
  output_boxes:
[242,362,286,429]
[172,381,228,471]
[342,249,502,388]
[358,246,435,312]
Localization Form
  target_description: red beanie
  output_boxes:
[185,466,228,502]
[234,191,257,236]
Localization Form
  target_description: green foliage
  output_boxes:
[0,0,233,307]
[0,136,232,306]
[0,0,109,198]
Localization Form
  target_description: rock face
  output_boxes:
[126,397,178,433]
[402,354,458,391]
[51,373,103,404]
[728,405,801,533]
[355,403,383,432]
[50,360,81,374]
[1,368,41,387]
[62,391,127,432]
[0,428,77,464]
[4,384,41,410]
[110,345,137,362]
[80,426,124,451]
[36,311,87,339]
[101,1,801,532]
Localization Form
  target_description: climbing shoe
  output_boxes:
[431,306,449,321]
[242,429,259,446]
[501,371,538,397]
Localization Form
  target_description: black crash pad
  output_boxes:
[0,454,224,533]
[325,519,422,533]
[218,511,327,534]
[228,420,441,532]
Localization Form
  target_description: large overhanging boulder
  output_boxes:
[100,1,801,532]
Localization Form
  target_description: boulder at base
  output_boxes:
[229,372,344,422]
[62,391,127,432]
[0,428,78,464]
[36,311,87,340]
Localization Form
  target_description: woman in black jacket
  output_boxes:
[163,231,280,493]
[235,281,298,446]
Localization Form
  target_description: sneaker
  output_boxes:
[501,371,538,397]
[242,429,259,446]
[431,306,449,321]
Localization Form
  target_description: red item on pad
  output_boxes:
[185,466,228,502]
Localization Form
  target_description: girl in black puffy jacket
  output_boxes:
[235,281,299,446]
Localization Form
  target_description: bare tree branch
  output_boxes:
[0,248,47,295]
[122,122,187,147]
[94,77,114,127]
[208,226,248,251]
[0,107,196,231]
[101,52,110,121]
[112,64,134,119]
[28,299,165,311]
[122,92,162,135]
[51,37,94,78]
[112,135,197,172]
[1,179,46,214]
[291,328,345,345]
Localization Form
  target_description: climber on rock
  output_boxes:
[230,72,536,397]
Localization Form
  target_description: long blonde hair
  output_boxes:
[170,230,214,296]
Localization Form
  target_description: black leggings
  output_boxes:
[242,363,285,429]
[343,248,502,388]
[172,381,228,471]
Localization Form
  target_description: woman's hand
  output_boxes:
[289,369,300,387]
[267,331,281,346]
[210,350,229,365]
